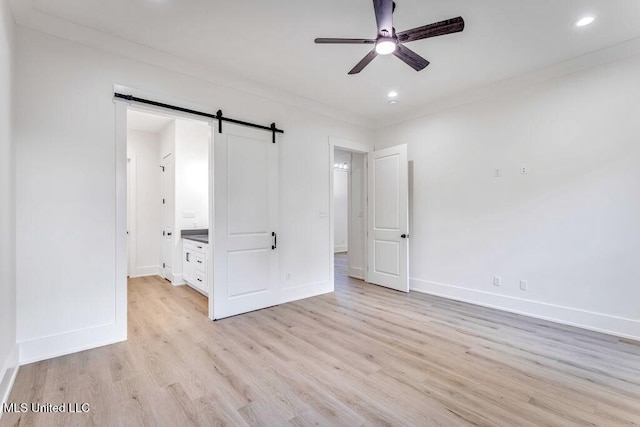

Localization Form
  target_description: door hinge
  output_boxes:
[160,166,165,172]
[162,263,166,268]
[162,198,165,204]
[163,230,165,236]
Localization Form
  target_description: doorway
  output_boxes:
[329,139,370,287]
[329,139,410,292]
[333,148,367,283]
[117,90,288,323]
[125,106,212,305]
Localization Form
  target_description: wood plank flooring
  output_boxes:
[3,253,640,426]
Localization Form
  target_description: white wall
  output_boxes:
[175,119,209,231]
[0,0,17,405]
[333,150,350,253]
[14,26,372,363]
[127,130,161,278]
[375,54,640,339]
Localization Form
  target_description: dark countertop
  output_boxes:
[183,235,208,244]
[181,229,209,244]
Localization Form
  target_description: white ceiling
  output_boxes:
[127,109,174,134]
[28,0,640,124]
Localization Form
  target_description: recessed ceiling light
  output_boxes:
[388,90,398,98]
[388,100,398,105]
[575,16,595,27]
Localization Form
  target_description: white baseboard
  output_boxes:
[348,267,365,280]
[334,246,348,253]
[19,322,127,365]
[130,265,160,278]
[281,280,333,304]
[0,344,19,411]
[171,273,186,286]
[410,278,640,341]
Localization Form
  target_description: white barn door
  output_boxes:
[367,144,409,292]
[213,124,279,319]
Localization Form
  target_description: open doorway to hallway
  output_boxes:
[330,141,410,292]
[332,147,367,283]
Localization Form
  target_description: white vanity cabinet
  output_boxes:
[182,239,208,295]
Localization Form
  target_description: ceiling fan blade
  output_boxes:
[393,44,430,71]
[397,17,465,43]
[315,38,376,44]
[348,50,378,75]
[373,0,394,36]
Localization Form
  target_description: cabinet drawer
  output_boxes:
[194,254,206,272]
[183,239,207,254]
[194,271,207,292]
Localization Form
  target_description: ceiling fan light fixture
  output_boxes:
[375,38,397,55]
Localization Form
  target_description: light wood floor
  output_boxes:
[4,253,640,426]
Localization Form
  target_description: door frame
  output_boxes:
[126,156,137,278]
[328,137,372,288]
[115,86,216,324]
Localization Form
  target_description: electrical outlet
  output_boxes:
[520,164,529,175]
[493,276,501,287]
[520,280,528,291]
[494,168,502,178]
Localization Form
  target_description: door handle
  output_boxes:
[186,252,190,262]
[272,232,277,250]
[401,234,409,239]
[167,232,172,236]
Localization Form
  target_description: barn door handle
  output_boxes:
[272,232,277,250]
[401,234,409,239]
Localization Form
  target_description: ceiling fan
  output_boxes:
[314,0,464,74]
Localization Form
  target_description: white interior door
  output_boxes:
[161,155,174,279]
[213,124,279,319]
[367,144,409,292]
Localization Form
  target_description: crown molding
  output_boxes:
[376,36,640,129]
[10,0,640,131]
[9,0,374,129]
